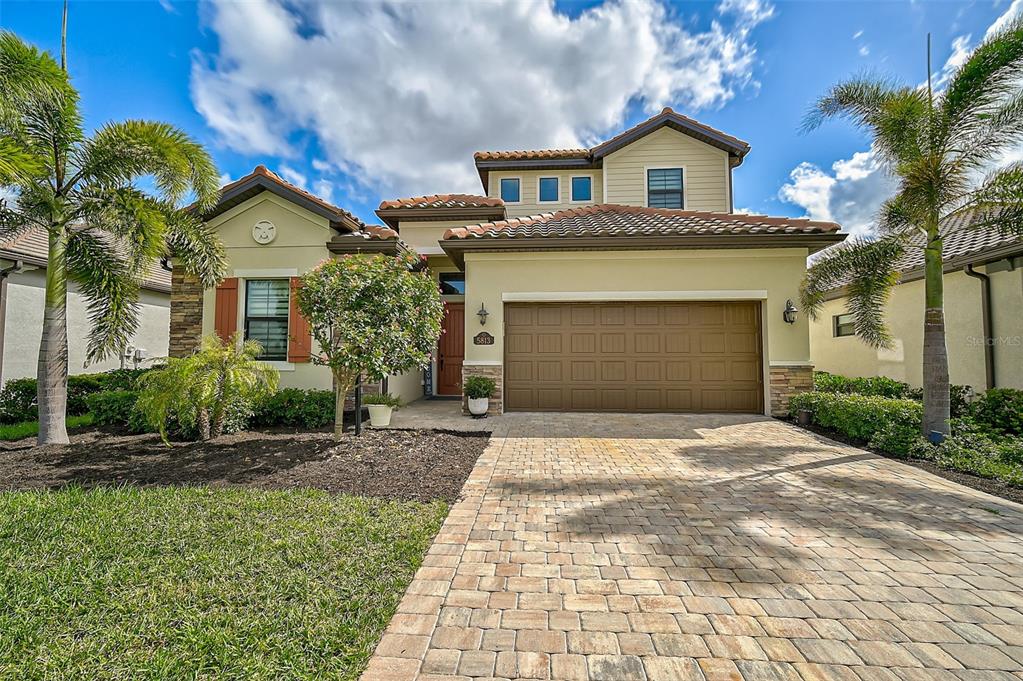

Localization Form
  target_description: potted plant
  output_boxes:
[363,393,401,428]
[464,375,496,418]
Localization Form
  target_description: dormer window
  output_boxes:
[538,177,559,203]
[500,177,521,203]
[647,168,684,209]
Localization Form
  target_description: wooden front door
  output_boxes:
[437,303,465,395]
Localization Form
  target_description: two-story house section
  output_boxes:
[377,108,846,415]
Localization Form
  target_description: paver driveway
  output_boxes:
[363,414,1023,681]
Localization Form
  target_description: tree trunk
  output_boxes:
[37,229,70,445]
[922,228,951,437]
[198,407,211,441]
[332,370,357,439]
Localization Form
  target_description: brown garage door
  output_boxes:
[504,301,763,413]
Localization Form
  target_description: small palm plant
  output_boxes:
[800,21,1023,436]
[136,335,279,443]
[0,31,226,445]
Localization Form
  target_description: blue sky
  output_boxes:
[2,0,1020,233]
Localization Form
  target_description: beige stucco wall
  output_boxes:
[398,220,480,254]
[810,265,1023,390]
[463,248,811,414]
[2,269,169,384]
[602,127,730,212]
[486,170,604,218]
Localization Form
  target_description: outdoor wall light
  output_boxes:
[477,303,489,326]
[783,299,799,324]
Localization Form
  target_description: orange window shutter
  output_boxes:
[288,277,312,363]
[213,277,239,343]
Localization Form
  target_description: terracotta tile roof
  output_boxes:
[0,226,171,292]
[199,165,365,231]
[359,225,399,240]
[378,194,504,210]
[473,108,750,164]
[443,204,841,240]
[473,149,590,162]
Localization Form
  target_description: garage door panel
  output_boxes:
[505,302,762,413]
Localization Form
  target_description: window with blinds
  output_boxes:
[244,279,290,360]
[647,168,684,209]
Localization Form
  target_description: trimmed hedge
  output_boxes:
[968,388,1023,437]
[249,389,335,429]
[0,368,153,423]
[789,391,923,443]
[812,371,972,417]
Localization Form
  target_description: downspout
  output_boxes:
[964,264,995,390]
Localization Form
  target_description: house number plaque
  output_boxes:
[473,332,495,346]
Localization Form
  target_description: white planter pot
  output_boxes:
[367,404,393,428]
[467,397,489,416]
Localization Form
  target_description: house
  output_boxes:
[0,226,171,384]
[172,108,846,415]
[810,218,1023,391]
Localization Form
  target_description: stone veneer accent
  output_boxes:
[169,269,203,358]
[769,364,814,417]
[461,363,503,415]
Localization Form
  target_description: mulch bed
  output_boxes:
[0,428,489,503]
[791,421,1023,506]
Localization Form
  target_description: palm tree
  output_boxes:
[800,20,1023,437]
[0,30,226,444]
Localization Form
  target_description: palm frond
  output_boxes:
[64,228,142,363]
[77,120,220,209]
[949,163,1023,237]
[942,17,1023,139]
[803,76,927,169]
[164,209,227,287]
[800,236,905,348]
[0,31,73,124]
[74,185,169,275]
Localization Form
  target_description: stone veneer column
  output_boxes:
[461,363,503,415]
[169,269,203,358]
[769,364,814,417]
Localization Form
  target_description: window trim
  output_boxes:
[833,313,855,338]
[569,174,594,203]
[536,175,561,204]
[498,176,522,205]
[243,278,291,361]
[644,165,686,209]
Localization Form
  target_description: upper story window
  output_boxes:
[647,168,684,209]
[439,273,466,295]
[538,177,559,203]
[500,177,520,203]
[571,176,592,202]
[244,279,289,361]
[833,313,855,338]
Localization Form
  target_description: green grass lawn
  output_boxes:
[0,487,447,680]
[0,414,94,441]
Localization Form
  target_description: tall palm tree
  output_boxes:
[0,30,226,444]
[800,20,1023,437]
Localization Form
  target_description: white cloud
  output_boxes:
[986,0,1023,38]
[778,150,898,237]
[858,45,870,57]
[278,165,308,190]
[852,29,864,40]
[192,0,773,197]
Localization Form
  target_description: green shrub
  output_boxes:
[0,368,158,423]
[968,388,1023,437]
[867,420,931,458]
[789,391,923,442]
[250,389,335,429]
[932,430,1023,487]
[86,391,151,433]
[363,392,401,408]
[0,378,38,423]
[464,375,496,399]
[813,371,911,399]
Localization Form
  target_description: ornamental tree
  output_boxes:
[297,253,444,437]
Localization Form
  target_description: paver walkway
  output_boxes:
[363,413,1023,681]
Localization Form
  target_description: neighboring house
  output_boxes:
[0,226,171,384]
[810,219,1023,391]
[173,108,845,415]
